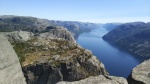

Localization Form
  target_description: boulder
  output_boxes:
[128,59,150,84]
[0,34,26,84]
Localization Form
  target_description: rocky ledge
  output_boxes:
[128,59,150,84]
[0,34,26,84]
[2,26,76,43]
[4,31,107,84]
[57,75,128,84]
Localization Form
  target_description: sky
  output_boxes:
[0,0,150,23]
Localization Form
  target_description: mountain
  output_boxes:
[0,15,100,38]
[0,15,129,84]
[0,15,52,32]
[49,20,101,38]
[103,22,150,57]
[103,23,122,31]
[4,31,108,84]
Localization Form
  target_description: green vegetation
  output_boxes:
[11,38,45,64]
[11,37,81,66]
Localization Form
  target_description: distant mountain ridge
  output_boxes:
[103,22,150,57]
[0,15,100,38]
[49,20,101,38]
[103,23,122,31]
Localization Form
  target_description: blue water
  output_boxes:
[77,28,146,78]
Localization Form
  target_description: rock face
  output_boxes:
[103,22,150,57]
[2,26,75,43]
[0,34,26,84]
[128,59,150,84]
[49,20,101,39]
[3,31,33,42]
[10,35,108,84]
[39,26,76,43]
[57,75,128,84]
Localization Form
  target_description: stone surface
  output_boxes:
[3,31,33,42]
[39,26,76,43]
[12,36,108,84]
[2,26,75,43]
[128,59,150,84]
[0,34,26,84]
[57,75,128,84]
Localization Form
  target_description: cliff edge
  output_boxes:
[128,59,150,84]
[57,75,128,84]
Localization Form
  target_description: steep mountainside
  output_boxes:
[0,15,131,84]
[103,23,122,31]
[0,15,52,32]
[0,34,26,84]
[49,20,101,38]
[103,22,150,57]
[128,59,150,84]
[0,15,100,38]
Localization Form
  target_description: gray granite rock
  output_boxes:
[0,34,26,84]
[3,31,33,42]
[39,26,76,43]
[57,75,128,84]
[128,59,150,84]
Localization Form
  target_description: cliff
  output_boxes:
[0,15,130,84]
[39,26,76,43]
[10,35,108,84]
[128,59,150,84]
[57,75,128,84]
[2,26,75,43]
[103,22,150,57]
[0,34,26,84]
[3,31,33,42]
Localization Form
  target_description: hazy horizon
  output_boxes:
[0,0,150,23]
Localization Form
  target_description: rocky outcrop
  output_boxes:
[39,26,76,43]
[10,35,107,84]
[3,31,33,42]
[22,48,108,84]
[0,34,26,84]
[128,59,150,84]
[57,75,128,84]
[2,26,75,43]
